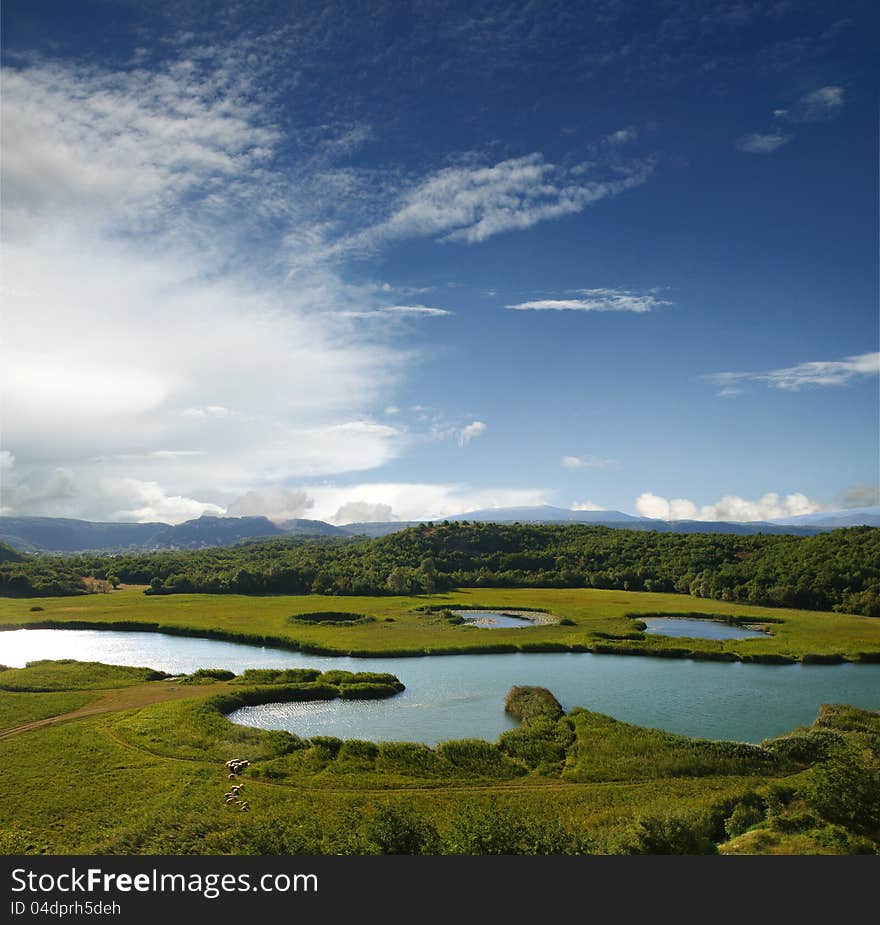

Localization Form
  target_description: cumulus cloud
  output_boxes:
[0,453,79,517]
[331,501,395,524]
[226,488,315,522]
[572,500,605,511]
[736,132,792,153]
[457,421,487,446]
[635,491,824,522]
[107,478,224,523]
[304,482,551,522]
[705,352,879,394]
[507,288,670,313]
[776,86,845,123]
[562,455,615,469]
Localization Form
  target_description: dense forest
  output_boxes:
[1,523,878,616]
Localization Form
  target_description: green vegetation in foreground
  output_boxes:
[1,586,879,662]
[0,660,168,691]
[0,662,877,856]
[0,690,95,733]
[2,523,878,616]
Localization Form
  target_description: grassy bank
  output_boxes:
[0,662,877,855]
[1,587,878,662]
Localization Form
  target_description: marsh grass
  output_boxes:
[1,586,877,662]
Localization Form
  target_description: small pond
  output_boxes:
[455,610,546,629]
[641,617,768,641]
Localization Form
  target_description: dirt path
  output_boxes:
[0,680,229,740]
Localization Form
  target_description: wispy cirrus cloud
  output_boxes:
[562,455,615,469]
[775,85,845,123]
[736,132,792,153]
[705,352,880,395]
[738,85,844,155]
[338,152,654,253]
[507,288,670,313]
[339,304,453,319]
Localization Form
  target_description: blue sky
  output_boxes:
[1,0,877,524]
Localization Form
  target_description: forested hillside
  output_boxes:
[0,523,877,616]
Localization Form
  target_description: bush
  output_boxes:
[614,814,717,855]
[180,668,235,684]
[309,736,343,757]
[365,803,439,855]
[804,745,880,832]
[436,739,525,778]
[233,668,321,685]
[441,803,593,855]
[724,801,766,839]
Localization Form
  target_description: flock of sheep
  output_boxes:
[224,758,250,811]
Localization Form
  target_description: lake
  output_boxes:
[2,627,878,745]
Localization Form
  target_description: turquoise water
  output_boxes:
[642,617,767,641]
[2,628,878,745]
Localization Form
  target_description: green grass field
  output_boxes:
[2,586,879,661]
[0,660,877,855]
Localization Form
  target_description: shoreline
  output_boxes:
[2,619,878,665]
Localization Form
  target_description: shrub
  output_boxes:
[724,801,766,839]
[233,668,321,685]
[435,739,525,777]
[339,682,401,699]
[804,745,880,832]
[180,668,235,684]
[614,814,717,855]
[309,736,343,757]
[441,803,593,855]
[365,804,439,855]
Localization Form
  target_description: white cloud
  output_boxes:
[562,455,615,469]
[181,406,231,419]
[457,421,487,446]
[381,305,452,316]
[107,478,225,523]
[1,55,413,518]
[0,453,79,517]
[342,152,653,251]
[736,132,792,153]
[778,86,845,123]
[706,352,879,394]
[507,288,670,313]
[604,127,638,145]
[331,501,395,524]
[226,487,314,523]
[572,500,605,511]
[635,491,824,522]
[304,482,551,522]
[339,304,452,319]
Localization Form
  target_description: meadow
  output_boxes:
[2,587,880,662]
[0,659,876,855]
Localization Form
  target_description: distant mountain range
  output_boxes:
[1,505,877,554]
[0,515,345,554]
